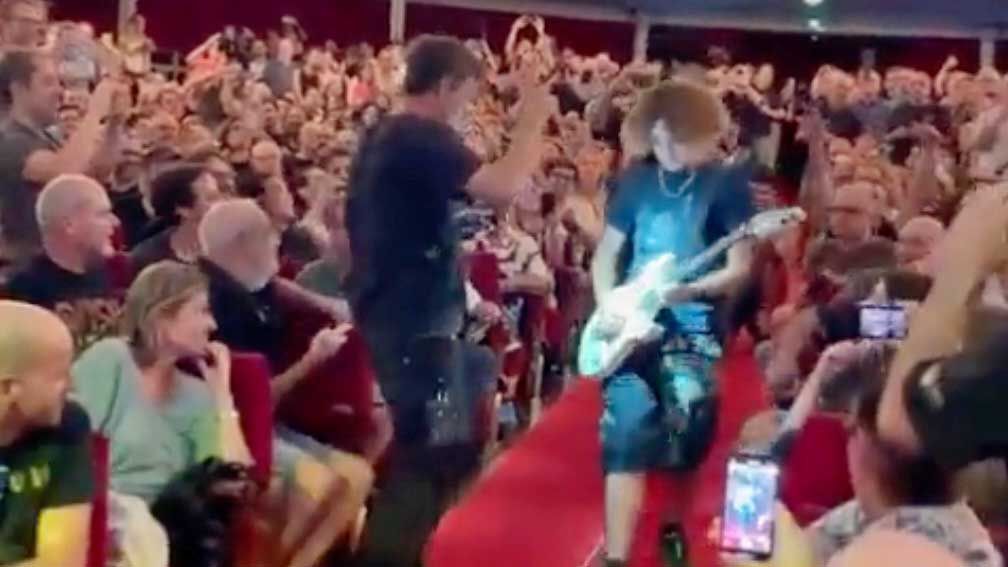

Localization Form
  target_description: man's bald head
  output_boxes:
[35,174,118,260]
[250,139,283,177]
[251,140,281,159]
[199,198,271,257]
[898,216,946,271]
[199,199,279,291]
[0,301,73,429]
[0,301,71,377]
[35,174,108,231]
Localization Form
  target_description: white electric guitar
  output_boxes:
[577,207,806,378]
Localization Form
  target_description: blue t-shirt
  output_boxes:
[606,159,756,339]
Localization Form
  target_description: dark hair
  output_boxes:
[0,49,39,105]
[150,164,208,227]
[151,459,255,567]
[839,268,933,303]
[403,35,483,96]
[235,170,266,200]
[854,382,956,506]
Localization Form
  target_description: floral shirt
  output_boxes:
[810,500,1002,567]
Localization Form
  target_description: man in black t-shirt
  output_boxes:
[4,175,121,354]
[0,301,95,566]
[345,35,553,566]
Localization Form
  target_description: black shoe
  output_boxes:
[660,520,690,567]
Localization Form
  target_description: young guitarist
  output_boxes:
[590,80,757,566]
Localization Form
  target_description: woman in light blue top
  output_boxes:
[74,260,373,567]
[72,261,252,504]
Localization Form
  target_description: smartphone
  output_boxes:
[720,453,780,560]
[858,303,907,340]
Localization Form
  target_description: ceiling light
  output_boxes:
[804,0,824,6]
[808,18,824,31]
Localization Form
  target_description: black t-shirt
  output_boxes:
[4,255,120,353]
[200,259,286,372]
[110,185,153,250]
[0,121,60,261]
[346,113,479,340]
[128,229,177,274]
[0,402,95,563]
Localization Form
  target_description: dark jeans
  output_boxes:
[353,443,481,567]
[354,324,496,566]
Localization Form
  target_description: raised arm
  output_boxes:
[467,83,553,206]
[879,187,1008,454]
[23,79,122,184]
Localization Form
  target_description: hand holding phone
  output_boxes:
[713,501,814,567]
[858,303,908,340]
[720,453,780,560]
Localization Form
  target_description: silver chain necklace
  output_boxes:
[658,167,698,198]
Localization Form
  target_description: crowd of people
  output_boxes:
[1,0,1008,566]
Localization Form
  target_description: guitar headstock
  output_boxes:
[743,207,806,240]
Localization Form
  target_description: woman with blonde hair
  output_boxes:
[74,261,371,567]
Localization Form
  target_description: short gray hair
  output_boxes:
[198,198,270,257]
[35,174,104,230]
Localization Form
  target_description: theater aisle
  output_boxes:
[425,336,768,567]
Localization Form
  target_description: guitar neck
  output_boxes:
[674,226,747,281]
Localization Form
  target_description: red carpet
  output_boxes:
[426,379,606,567]
[425,337,768,567]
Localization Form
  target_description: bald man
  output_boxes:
[4,174,122,352]
[896,216,945,273]
[0,300,94,567]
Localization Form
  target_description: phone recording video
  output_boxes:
[720,453,780,560]
[858,303,908,340]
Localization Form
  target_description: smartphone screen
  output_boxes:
[720,454,780,559]
[859,304,907,340]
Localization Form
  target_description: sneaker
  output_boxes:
[660,521,689,567]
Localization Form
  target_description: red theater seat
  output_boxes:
[106,253,136,291]
[780,413,853,526]
[274,302,378,456]
[87,436,109,567]
[229,353,275,485]
[467,252,502,303]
